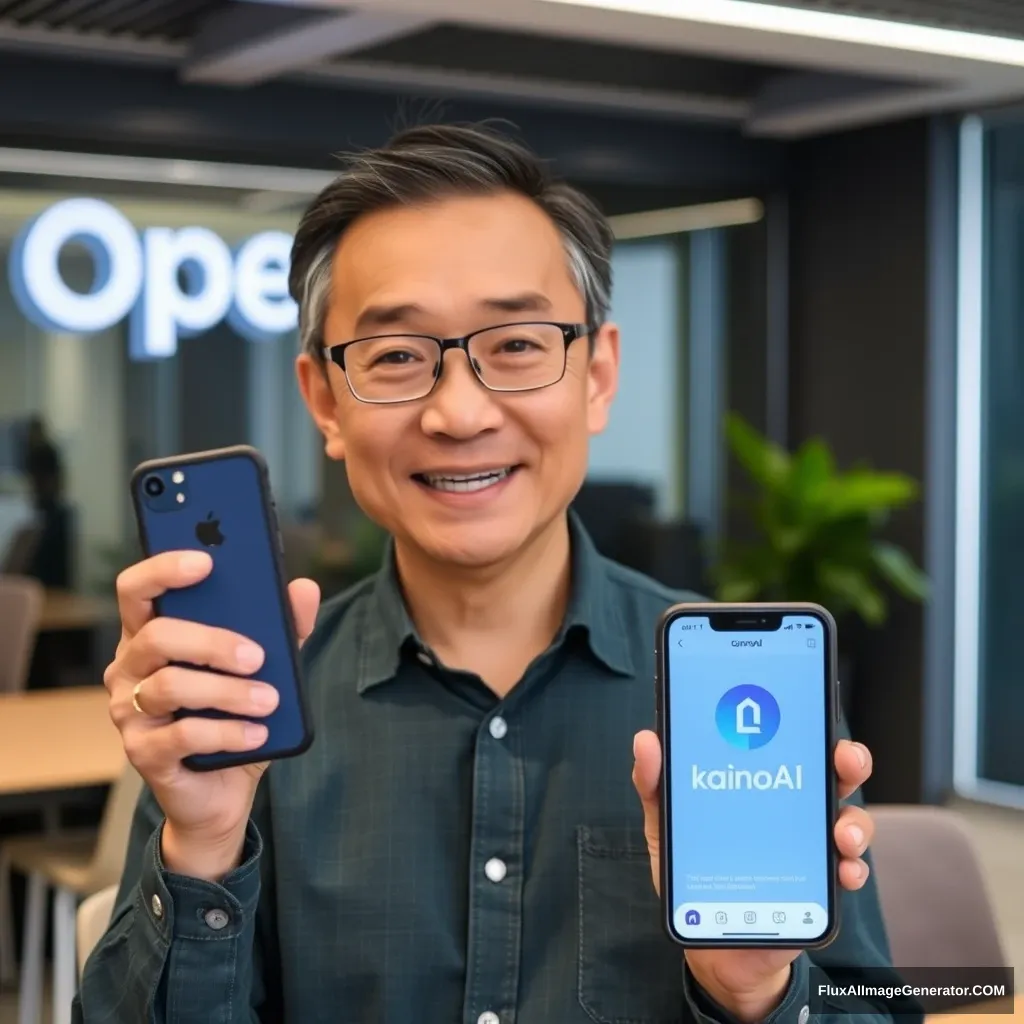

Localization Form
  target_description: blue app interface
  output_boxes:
[666,615,830,942]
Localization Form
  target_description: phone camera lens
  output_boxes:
[143,475,165,497]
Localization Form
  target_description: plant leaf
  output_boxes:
[820,472,919,518]
[872,542,930,601]
[724,413,791,491]
[817,564,887,625]
[792,438,835,497]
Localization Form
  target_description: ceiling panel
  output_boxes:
[347,22,781,98]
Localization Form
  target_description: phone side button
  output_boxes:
[836,679,841,722]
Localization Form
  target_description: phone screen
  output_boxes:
[662,611,834,945]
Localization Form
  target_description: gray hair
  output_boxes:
[288,122,613,359]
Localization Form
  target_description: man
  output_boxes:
[77,123,902,1024]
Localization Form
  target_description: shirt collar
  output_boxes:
[353,510,635,694]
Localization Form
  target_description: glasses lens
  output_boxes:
[344,336,440,402]
[468,323,566,391]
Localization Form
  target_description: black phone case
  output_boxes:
[654,600,841,950]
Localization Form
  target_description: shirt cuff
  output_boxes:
[137,818,264,945]
[684,954,811,1024]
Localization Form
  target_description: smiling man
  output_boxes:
[76,123,906,1024]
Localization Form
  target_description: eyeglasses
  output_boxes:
[322,321,593,404]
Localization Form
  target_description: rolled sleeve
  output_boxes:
[684,956,811,1024]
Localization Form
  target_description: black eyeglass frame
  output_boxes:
[321,320,595,404]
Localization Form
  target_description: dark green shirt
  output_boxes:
[74,516,906,1024]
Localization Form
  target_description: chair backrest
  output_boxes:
[869,805,1007,970]
[84,763,144,893]
[76,885,118,981]
[0,574,44,693]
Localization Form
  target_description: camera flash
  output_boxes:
[172,471,184,484]
[176,493,185,504]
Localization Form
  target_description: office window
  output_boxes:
[588,238,684,518]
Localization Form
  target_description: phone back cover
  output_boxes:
[132,448,310,762]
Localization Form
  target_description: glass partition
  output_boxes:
[954,115,1024,806]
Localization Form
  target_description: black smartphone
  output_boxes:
[130,445,314,771]
[655,602,839,949]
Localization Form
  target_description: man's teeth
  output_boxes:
[422,468,512,493]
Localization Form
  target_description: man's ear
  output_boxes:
[586,322,620,437]
[296,354,345,461]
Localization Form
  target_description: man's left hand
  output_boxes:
[632,731,874,1023]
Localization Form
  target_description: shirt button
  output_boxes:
[150,894,163,919]
[204,908,230,931]
[798,1005,810,1024]
[484,857,507,883]
[488,716,508,740]
[477,1013,500,1024]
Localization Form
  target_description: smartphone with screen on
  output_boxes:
[130,445,314,772]
[655,602,839,949]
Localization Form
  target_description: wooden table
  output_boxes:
[40,590,119,633]
[0,687,123,796]
[928,993,1022,1021]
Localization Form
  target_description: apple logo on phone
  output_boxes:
[195,511,225,547]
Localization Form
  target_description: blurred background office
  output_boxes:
[0,0,1021,1021]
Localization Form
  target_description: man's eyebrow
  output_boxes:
[478,292,553,315]
[354,303,426,333]
[354,293,554,334]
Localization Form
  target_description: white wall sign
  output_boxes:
[7,197,298,360]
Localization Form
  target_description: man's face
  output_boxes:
[297,190,619,568]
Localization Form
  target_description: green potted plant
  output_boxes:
[714,413,929,711]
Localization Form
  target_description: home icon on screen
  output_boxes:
[685,910,701,926]
[736,697,762,735]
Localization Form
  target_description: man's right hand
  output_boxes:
[104,550,321,882]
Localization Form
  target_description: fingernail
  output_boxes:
[250,684,278,712]
[179,551,210,574]
[855,743,869,768]
[244,723,267,746]
[236,644,264,673]
[847,824,864,848]
[633,734,640,759]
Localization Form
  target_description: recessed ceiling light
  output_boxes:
[552,0,1024,67]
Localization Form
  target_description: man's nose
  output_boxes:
[419,348,503,438]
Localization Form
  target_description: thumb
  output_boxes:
[632,729,662,807]
[288,578,321,646]
[632,730,663,894]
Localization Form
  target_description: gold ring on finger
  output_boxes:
[132,681,147,715]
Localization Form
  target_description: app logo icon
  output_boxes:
[716,685,781,749]
[685,909,701,926]
[715,911,728,925]
[772,911,787,924]
[744,910,757,924]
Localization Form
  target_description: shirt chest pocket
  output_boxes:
[576,825,686,1024]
